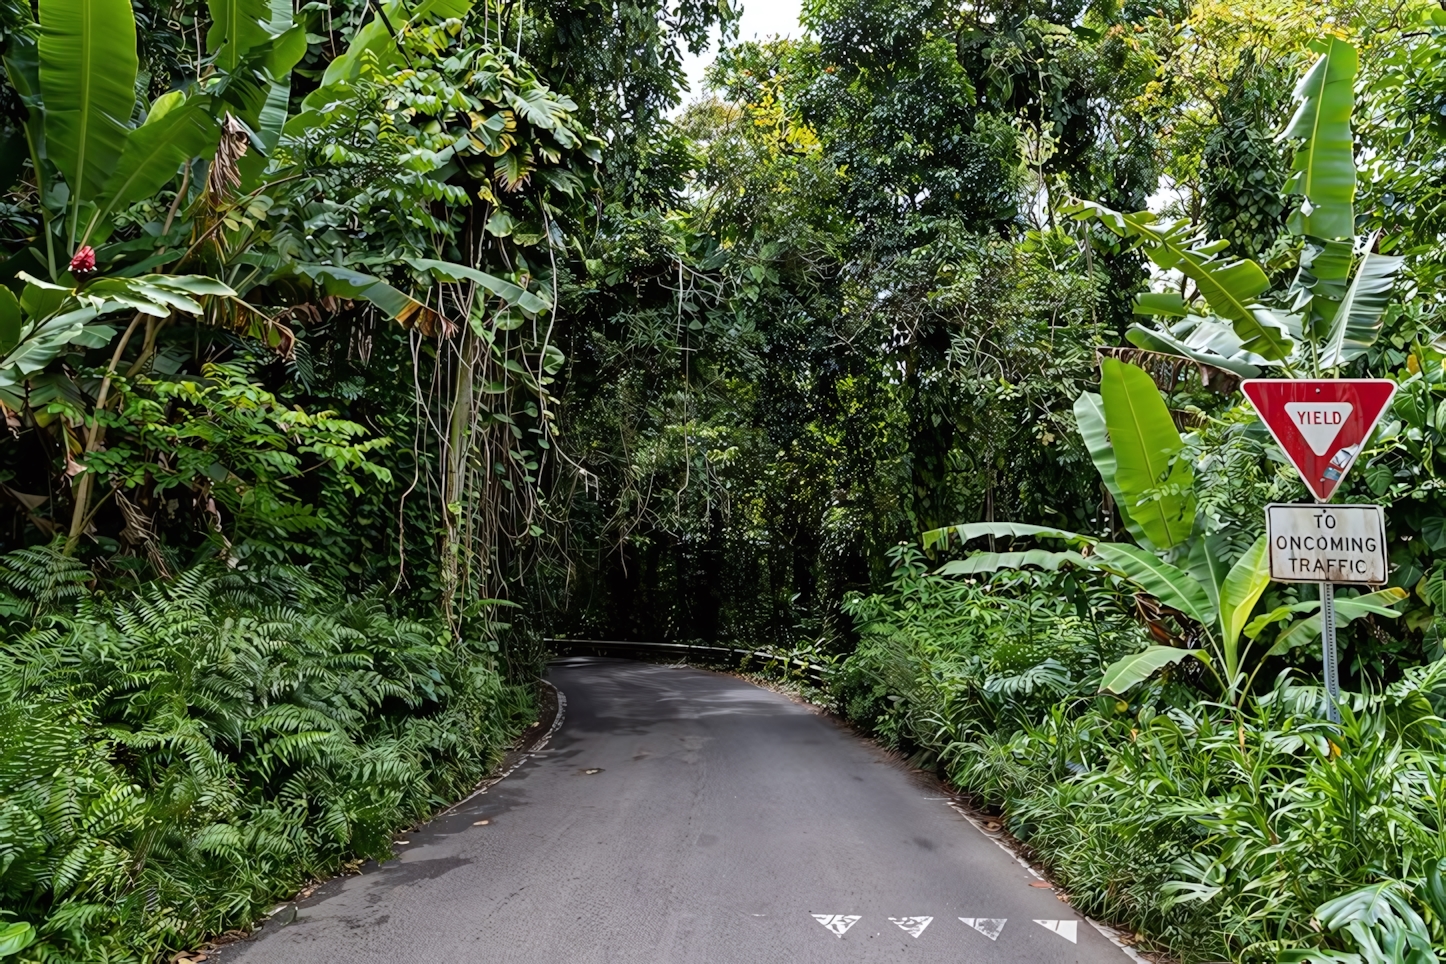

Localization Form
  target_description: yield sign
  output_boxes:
[1241,379,1397,501]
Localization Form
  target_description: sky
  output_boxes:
[678,0,805,104]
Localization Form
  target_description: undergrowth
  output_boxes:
[828,550,1446,963]
[0,546,533,962]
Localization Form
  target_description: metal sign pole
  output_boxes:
[1320,581,1340,723]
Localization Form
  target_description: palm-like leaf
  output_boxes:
[99,99,218,219]
[405,258,552,316]
[1125,324,1262,379]
[207,0,273,71]
[1099,646,1208,695]
[1073,390,1154,548]
[1218,535,1270,682]
[1100,358,1195,549]
[1091,542,1213,626]
[1071,202,1291,361]
[935,550,1090,576]
[1320,244,1404,368]
[1279,36,1358,240]
[37,0,137,212]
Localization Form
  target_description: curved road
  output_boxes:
[220,658,1135,963]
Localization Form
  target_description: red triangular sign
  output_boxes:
[1241,379,1397,501]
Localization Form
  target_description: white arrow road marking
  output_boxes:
[959,918,1007,941]
[1035,919,1078,943]
[889,916,933,938]
[811,915,860,938]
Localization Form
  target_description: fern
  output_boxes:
[0,553,534,961]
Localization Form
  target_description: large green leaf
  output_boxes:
[1072,390,1153,547]
[303,0,473,108]
[251,0,303,153]
[1099,646,1209,695]
[1280,37,1358,240]
[1271,587,1408,654]
[405,258,552,316]
[1320,245,1404,368]
[292,264,427,323]
[1133,291,1189,317]
[98,98,218,217]
[1218,535,1270,681]
[1186,526,1230,614]
[1099,358,1195,549]
[1072,204,1289,361]
[935,550,1090,576]
[1125,324,1262,379]
[0,922,36,956]
[1092,542,1213,626]
[207,0,273,71]
[921,521,1090,552]
[38,0,138,209]
[217,24,307,131]
[1293,238,1352,341]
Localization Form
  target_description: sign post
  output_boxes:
[1242,379,1396,722]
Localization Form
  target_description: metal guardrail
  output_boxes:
[544,638,830,688]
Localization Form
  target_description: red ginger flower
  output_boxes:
[68,246,96,275]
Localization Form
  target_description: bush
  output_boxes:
[0,546,533,962]
[831,562,1446,963]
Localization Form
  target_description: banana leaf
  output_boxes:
[1280,37,1358,240]
[1293,237,1353,341]
[920,521,1090,552]
[1186,525,1230,614]
[1100,358,1195,549]
[935,550,1090,576]
[1320,243,1404,368]
[99,99,219,219]
[1269,587,1408,655]
[1073,390,1153,547]
[207,0,275,71]
[38,0,138,210]
[1091,542,1213,626]
[405,258,552,316]
[291,264,430,325]
[1099,646,1209,695]
[1125,323,1262,379]
[1219,535,1270,681]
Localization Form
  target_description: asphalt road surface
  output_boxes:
[219,657,1136,963]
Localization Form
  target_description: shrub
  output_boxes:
[0,546,532,962]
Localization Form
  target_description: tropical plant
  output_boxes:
[925,357,1408,700]
[1068,38,1403,382]
[0,544,532,961]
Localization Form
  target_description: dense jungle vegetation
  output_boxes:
[4,0,1446,958]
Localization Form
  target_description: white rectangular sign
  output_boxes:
[1265,503,1388,584]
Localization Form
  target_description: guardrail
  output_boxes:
[544,638,831,688]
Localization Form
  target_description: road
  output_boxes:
[219,657,1135,963]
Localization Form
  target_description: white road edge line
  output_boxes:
[944,800,1150,963]
[440,681,568,816]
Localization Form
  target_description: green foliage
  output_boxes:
[0,547,532,961]
[829,559,1446,963]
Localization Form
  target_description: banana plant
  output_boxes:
[0,0,438,319]
[1066,38,1403,382]
[923,358,1408,700]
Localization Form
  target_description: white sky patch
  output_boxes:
[677,0,805,106]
